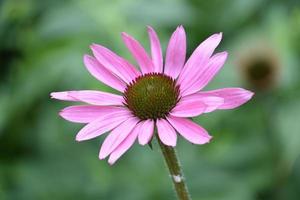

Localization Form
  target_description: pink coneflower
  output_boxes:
[51,26,253,165]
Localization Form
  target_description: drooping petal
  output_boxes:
[156,119,177,146]
[51,90,124,106]
[197,88,254,109]
[171,100,206,117]
[138,120,154,145]
[121,32,154,74]
[59,105,125,123]
[75,109,131,141]
[164,26,186,79]
[147,26,163,73]
[174,95,224,115]
[181,51,228,96]
[108,122,141,165]
[83,55,126,92]
[99,117,139,159]
[167,116,212,144]
[90,44,140,83]
[178,33,222,92]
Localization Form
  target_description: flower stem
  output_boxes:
[156,135,191,200]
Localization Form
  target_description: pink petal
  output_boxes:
[83,55,126,92]
[147,26,163,73]
[90,44,140,83]
[121,32,154,74]
[108,122,141,165]
[138,120,154,145]
[156,119,177,146]
[59,105,125,123]
[174,94,224,115]
[50,91,77,101]
[51,90,123,105]
[99,117,139,159]
[164,26,186,79]
[67,90,123,105]
[197,88,254,109]
[181,51,228,96]
[171,99,206,117]
[198,96,224,113]
[178,33,222,92]
[167,116,212,144]
[75,109,131,141]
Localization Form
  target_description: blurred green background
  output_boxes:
[1,0,300,199]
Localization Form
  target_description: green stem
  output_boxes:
[156,135,191,200]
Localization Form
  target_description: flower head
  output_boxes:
[51,26,254,165]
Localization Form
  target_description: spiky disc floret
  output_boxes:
[124,73,180,120]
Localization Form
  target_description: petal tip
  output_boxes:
[108,155,119,165]
[221,51,228,56]
[99,153,106,160]
[147,25,154,31]
[83,54,92,62]
[121,32,129,38]
[99,147,111,160]
[176,25,185,35]
[207,135,213,142]
[178,25,185,31]
[198,135,213,145]
[219,51,228,61]
[218,32,223,38]
[211,32,223,41]
[99,155,105,160]
[58,110,64,117]
[75,135,83,142]
[50,92,60,98]
[108,159,115,165]
[89,44,97,50]
[50,91,69,100]
[247,91,255,99]
[138,140,147,146]
[170,142,177,147]
[50,92,56,99]
[240,88,255,100]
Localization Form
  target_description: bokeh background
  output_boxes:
[1,0,300,199]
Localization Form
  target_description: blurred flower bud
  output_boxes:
[236,43,280,91]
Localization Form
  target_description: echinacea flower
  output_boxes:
[51,26,253,165]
